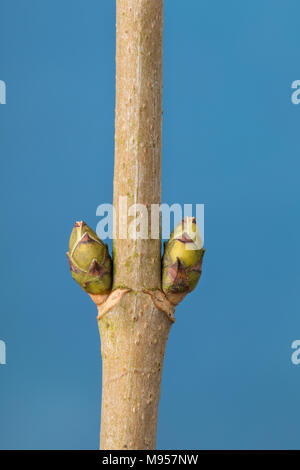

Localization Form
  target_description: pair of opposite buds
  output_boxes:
[67,217,205,302]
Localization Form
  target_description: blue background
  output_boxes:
[1,0,300,449]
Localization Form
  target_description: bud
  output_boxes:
[162,217,205,300]
[67,221,112,294]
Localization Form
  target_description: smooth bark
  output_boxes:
[98,0,170,450]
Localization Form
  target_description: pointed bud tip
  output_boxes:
[75,220,86,228]
[182,216,196,223]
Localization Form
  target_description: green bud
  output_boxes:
[162,217,205,296]
[67,221,112,294]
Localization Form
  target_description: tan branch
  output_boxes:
[98,0,166,450]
